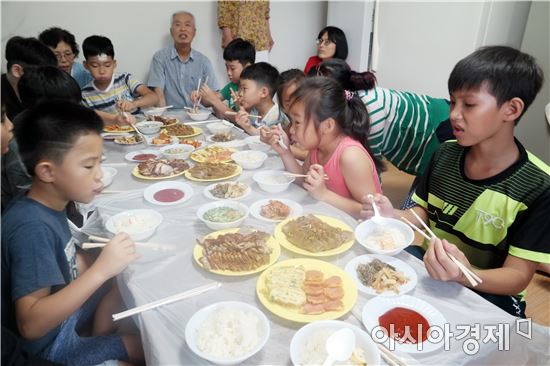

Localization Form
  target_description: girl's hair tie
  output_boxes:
[344,90,354,101]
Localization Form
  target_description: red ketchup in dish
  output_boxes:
[378,307,430,344]
[153,189,184,202]
[134,153,157,161]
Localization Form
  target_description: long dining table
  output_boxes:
[80,110,549,365]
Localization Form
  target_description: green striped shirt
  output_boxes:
[358,87,450,175]
[413,140,550,272]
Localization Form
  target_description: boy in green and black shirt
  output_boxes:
[191,38,255,121]
[360,46,549,317]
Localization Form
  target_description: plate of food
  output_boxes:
[143,181,194,206]
[194,228,281,276]
[178,138,204,149]
[289,320,380,366]
[103,124,134,133]
[190,146,236,164]
[249,199,303,223]
[150,131,179,146]
[273,215,355,257]
[145,115,179,126]
[203,181,251,201]
[256,258,357,323]
[124,149,161,162]
[163,124,202,138]
[345,254,417,296]
[113,134,143,145]
[362,295,447,353]
[206,134,247,149]
[132,158,190,180]
[185,163,242,182]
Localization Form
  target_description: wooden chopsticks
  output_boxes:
[402,210,483,287]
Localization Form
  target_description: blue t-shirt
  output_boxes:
[1,195,78,355]
[71,61,93,89]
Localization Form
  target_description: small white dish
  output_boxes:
[362,295,447,354]
[354,218,414,256]
[231,150,268,169]
[197,201,249,230]
[100,167,118,188]
[253,170,294,193]
[124,150,161,162]
[187,109,211,121]
[206,121,232,135]
[143,107,167,117]
[289,320,380,366]
[203,181,251,201]
[143,181,194,206]
[135,121,163,134]
[101,132,132,140]
[185,301,270,365]
[249,198,303,223]
[344,254,418,296]
[206,135,247,150]
[159,144,195,160]
[105,209,163,241]
[244,135,271,152]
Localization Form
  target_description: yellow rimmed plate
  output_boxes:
[256,258,358,323]
[163,126,203,138]
[103,125,134,133]
[131,166,187,180]
[190,146,236,164]
[184,163,242,182]
[274,215,355,257]
[193,228,281,276]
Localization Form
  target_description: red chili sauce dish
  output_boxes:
[378,307,430,344]
[153,188,185,203]
[134,153,158,161]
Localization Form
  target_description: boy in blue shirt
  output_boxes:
[360,46,549,317]
[81,35,158,126]
[1,101,143,364]
[192,38,255,120]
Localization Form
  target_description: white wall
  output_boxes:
[517,1,550,164]
[1,1,327,85]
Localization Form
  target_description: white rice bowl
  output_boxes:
[185,301,270,365]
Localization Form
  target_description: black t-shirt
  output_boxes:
[1,74,24,121]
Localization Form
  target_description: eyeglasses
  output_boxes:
[315,38,333,47]
[54,52,74,61]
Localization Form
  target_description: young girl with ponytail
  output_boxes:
[261,76,383,219]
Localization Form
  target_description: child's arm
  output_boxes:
[15,233,138,340]
[95,110,136,126]
[116,85,159,112]
[153,87,167,107]
[199,84,233,118]
[360,194,428,225]
[235,110,259,135]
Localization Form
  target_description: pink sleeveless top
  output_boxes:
[309,136,382,199]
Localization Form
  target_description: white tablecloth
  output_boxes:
[84,111,549,365]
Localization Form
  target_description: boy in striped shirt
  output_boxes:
[81,35,158,126]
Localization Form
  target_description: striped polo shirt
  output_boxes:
[82,73,143,115]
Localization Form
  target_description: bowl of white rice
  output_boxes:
[185,301,270,365]
[290,320,380,366]
[105,209,163,241]
[354,218,414,256]
[253,170,294,193]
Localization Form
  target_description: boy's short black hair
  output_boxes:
[448,46,544,118]
[223,38,255,66]
[239,62,280,98]
[317,26,348,61]
[14,100,103,176]
[18,66,82,108]
[38,27,80,58]
[5,36,57,70]
[82,35,115,59]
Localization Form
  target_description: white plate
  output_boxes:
[124,149,162,162]
[143,181,194,206]
[249,198,303,223]
[345,254,417,296]
[100,167,118,188]
[289,320,381,366]
[206,135,247,149]
[185,301,271,366]
[362,295,447,354]
[102,132,132,140]
[203,181,251,201]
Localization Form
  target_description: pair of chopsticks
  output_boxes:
[377,344,408,366]
[401,210,483,287]
[83,235,176,252]
[191,76,209,111]
[112,282,221,321]
[283,172,329,180]
[224,110,262,119]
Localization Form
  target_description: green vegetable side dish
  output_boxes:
[165,148,185,154]
[203,207,243,223]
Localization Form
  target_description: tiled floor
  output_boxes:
[380,162,550,326]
